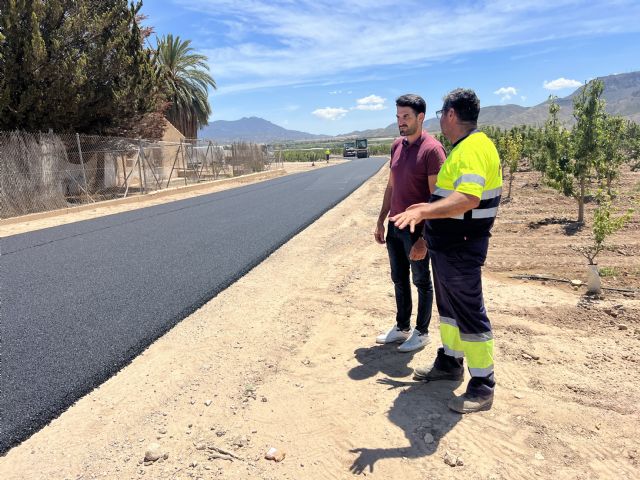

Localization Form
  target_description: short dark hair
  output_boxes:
[395,94,426,116]
[442,88,480,123]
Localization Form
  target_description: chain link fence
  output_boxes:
[0,131,283,219]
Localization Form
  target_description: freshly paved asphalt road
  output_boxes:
[0,157,387,453]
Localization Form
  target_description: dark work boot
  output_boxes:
[413,347,464,382]
[448,392,493,413]
[448,373,496,412]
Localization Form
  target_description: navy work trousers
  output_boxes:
[430,237,495,397]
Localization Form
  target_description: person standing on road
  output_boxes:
[390,88,502,413]
[325,149,331,163]
[373,94,446,352]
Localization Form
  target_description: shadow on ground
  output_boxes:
[527,216,584,236]
[347,345,463,474]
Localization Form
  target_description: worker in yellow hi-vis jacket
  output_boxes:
[325,149,330,163]
[390,88,502,414]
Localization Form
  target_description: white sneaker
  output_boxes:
[397,329,431,352]
[376,326,411,344]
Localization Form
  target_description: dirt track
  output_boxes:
[1,161,639,479]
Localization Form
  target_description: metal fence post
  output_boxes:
[76,133,89,194]
[137,141,145,194]
[180,139,188,185]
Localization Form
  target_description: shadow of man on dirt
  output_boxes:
[348,345,419,380]
[347,347,463,474]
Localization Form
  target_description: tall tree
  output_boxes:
[154,34,217,138]
[538,83,608,224]
[570,79,606,223]
[0,0,160,135]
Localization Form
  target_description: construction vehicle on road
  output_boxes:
[342,141,356,157]
[343,138,369,158]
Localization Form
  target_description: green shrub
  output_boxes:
[598,266,619,277]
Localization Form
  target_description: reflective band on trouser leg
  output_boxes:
[461,338,494,377]
[431,254,465,361]
[440,322,464,359]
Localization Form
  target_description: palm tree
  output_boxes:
[154,34,216,138]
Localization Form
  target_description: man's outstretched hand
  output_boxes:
[389,203,428,233]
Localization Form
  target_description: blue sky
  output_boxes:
[143,0,640,136]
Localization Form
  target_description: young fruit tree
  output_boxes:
[573,193,633,266]
[539,97,572,204]
[596,115,627,197]
[481,125,522,200]
[621,120,640,172]
[540,80,612,224]
[572,192,633,294]
[569,79,606,223]
[502,129,523,200]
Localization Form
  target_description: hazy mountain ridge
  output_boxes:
[199,117,329,143]
[200,72,640,142]
[342,71,640,137]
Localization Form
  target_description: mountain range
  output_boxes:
[198,117,329,143]
[199,71,640,143]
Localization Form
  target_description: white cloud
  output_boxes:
[312,107,348,121]
[354,94,387,111]
[354,104,386,111]
[494,87,517,96]
[312,95,386,120]
[543,77,583,90]
[356,94,385,105]
[175,0,640,95]
[494,86,517,102]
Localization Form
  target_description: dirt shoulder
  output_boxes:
[0,162,638,479]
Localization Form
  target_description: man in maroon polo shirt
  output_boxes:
[373,94,446,352]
